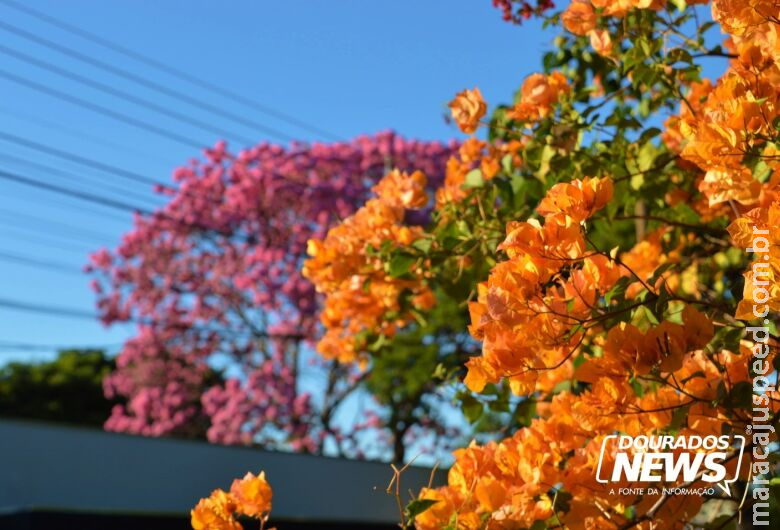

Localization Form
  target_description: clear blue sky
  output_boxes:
[0,0,556,363]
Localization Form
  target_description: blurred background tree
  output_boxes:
[0,349,115,426]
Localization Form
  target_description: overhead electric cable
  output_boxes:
[0,0,341,140]
[0,297,96,319]
[0,131,161,187]
[0,249,82,275]
[0,43,257,145]
[0,151,161,207]
[0,18,297,143]
[0,69,206,149]
[0,168,153,214]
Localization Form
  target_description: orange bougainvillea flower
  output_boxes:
[588,28,613,57]
[191,471,274,530]
[372,168,429,209]
[590,0,666,18]
[462,177,615,395]
[230,471,273,517]
[304,169,434,364]
[712,0,777,36]
[698,167,762,207]
[536,176,614,224]
[191,489,241,530]
[508,71,571,123]
[679,71,778,174]
[562,1,596,35]
[449,88,487,134]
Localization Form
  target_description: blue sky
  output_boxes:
[0,1,554,363]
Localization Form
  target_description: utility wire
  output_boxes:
[0,132,260,233]
[0,168,153,214]
[0,249,82,275]
[0,219,108,248]
[0,43,257,146]
[0,131,228,208]
[0,340,122,352]
[0,297,95,319]
[0,207,115,243]
[0,226,96,254]
[0,69,206,149]
[0,18,298,143]
[4,186,131,224]
[0,131,161,187]
[0,167,243,239]
[0,296,296,340]
[0,0,341,140]
[0,151,162,207]
[0,104,173,164]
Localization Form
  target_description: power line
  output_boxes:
[0,151,162,208]
[0,131,235,211]
[0,296,300,341]
[0,167,241,239]
[0,18,297,143]
[0,168,153,214]
[0,226,96,254]
[0,132,260,238]
[0,340,122,352]
[0,69,206,149]
[0,104,173,164]
[0,42,257,146]
[0,131,161,187]
[0,249,82,275]
[0,0,340,140]
[4,186,131,225]
[0,207,116,244]
[0,0,341,141]
[0,297,96,319]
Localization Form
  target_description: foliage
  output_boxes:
[88,132,459,458]
[0,349,115,427]
[302,0,780,528]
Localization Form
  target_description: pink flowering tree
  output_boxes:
[87,132,457,457]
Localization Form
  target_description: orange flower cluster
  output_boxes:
[410,3,780,529]
[303,169,435,364]
[435,137,524,208]
[712,0,779,36]
[191,471,272,530]
[507,71,571,123]
[576,306,715,379]
[463,177,614,395]
[561,1,612,56]
[416,335,761,530]
[728,202,780,320]
[562,1,710,56]
[449,88,488,134]
[672,1,780,319]
[676,2,780,210]
[589,0,668,18]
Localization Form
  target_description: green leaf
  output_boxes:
[388,253,417,279]
[707,326,743,354]
[536,144,556,180]
[727,381,753,410]
[412,238,433,255]
[463,169,484,189]
[513,398,536,427]
[637,141,657,173]
[669,404,689,431]
[405,498,439,519]
[460,393,484,423]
